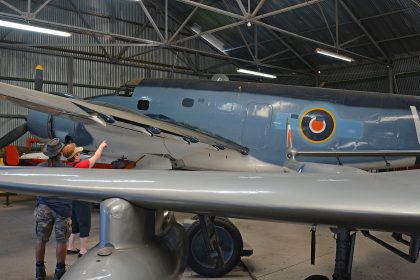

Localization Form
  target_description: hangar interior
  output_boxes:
[1,1,420,280]
[1,0,420,146]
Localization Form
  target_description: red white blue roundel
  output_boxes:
[299,108,336,143]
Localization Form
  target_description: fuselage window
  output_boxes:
[116,86,135,97]
[138,100,150,111]
[182,98,194,107]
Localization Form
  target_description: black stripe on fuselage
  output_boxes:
[135,79,420,110]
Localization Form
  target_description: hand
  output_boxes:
[99,140,107,149]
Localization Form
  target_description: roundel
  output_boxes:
[299,108,336,143]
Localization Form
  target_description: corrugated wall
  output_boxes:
[322,56,420,96]
[0,0,231,148]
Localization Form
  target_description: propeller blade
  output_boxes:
[34,65,43,91]
[0,123,28,149]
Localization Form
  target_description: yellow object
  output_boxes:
[36,65,43,70]
[0,157,4,165]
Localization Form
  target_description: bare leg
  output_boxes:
[35,240,46,262]
[79,237,88,255]
[56,242,67,264]
[67,233,77,250]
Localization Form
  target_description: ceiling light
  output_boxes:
[237,68,276,79]
[315,48,354,62]
[0,20,71,37]
[191,24,226,54]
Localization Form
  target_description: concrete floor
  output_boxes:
[1,195,420,280]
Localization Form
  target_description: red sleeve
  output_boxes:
[74,159,90,168]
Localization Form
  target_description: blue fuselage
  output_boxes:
[89,79,420,166]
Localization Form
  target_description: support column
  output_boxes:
[67,57,74,94]
[388,65,394,94]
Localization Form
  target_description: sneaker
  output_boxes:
[35,264,46,280]
[52,267,66,280]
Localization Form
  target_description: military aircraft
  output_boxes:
[1,78,420,280]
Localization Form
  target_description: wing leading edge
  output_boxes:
[0,82,248,155]
[1,167,420,233]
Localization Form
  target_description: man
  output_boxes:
[35,138,72,280]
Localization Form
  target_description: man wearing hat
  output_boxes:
[35,138,72,280]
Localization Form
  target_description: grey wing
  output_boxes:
[0,82,248,155]
[1,167,420,232]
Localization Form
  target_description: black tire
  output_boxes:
[304,275,330,280]
[187,217,243,277]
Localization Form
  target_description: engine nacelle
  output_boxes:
[63,198,188,280]
[27,110,93,145]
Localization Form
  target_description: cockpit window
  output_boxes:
[116,86,135,97]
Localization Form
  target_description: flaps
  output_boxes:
[292,150,420,157]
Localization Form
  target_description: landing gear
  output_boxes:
[332,228,356,280]
[187,216,243,277]
[306,227,356,280]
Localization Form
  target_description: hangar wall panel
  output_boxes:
[0,47,199,149]
[322,57,420,95]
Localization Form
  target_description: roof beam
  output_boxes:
[0,3,312,75]
[251,0,267,17]
[224,6,418,54]
[176,0,245,20]
[170,49,201,75]
[174,0,323,45]
[267,29,316,72]
[0,11,160,45]
[33,0,54,16]
[201,60,233,72]
[339,34,365,47]
[0,0,23,15]
[168,4,199,42]
[260,49,290,62]
[174,20,245,44]
[137,0,165,42]
[236,0,248,16]
[253,0,324,21]
[339,0,389,61]
[317,2,335,45]
[68,0,110,58]
[171,44,312,75]
[254,20,385,65]
[236,26,256,61]
[146,0,245,72]
[116,9,158,60]
[0,43,159,47]
[125,46,162,60]
[410,0,420,8]
[0,43,197,75]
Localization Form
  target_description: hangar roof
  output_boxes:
[0,0,419,87]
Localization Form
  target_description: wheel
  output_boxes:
[304,275,330,280]
[187,217,243,277]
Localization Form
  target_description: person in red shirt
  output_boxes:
[62,140,107,257]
